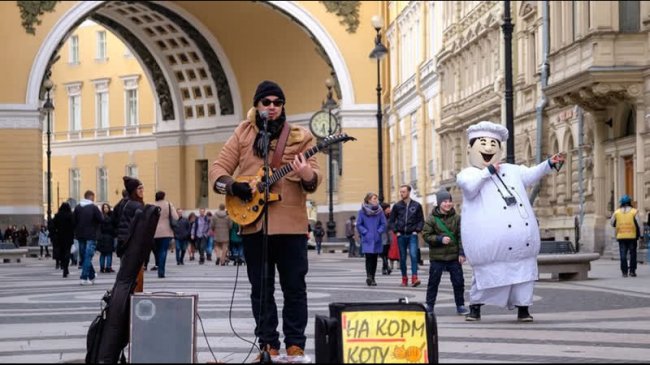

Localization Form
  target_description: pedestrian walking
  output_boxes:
[153,191,178,278]
[173,208,191,265]
[380,203,393,275]
[356,192,386,286]
[73,190,103,286]
[97,203,116,273]
[210,203,232,266]
[51,202,74,278]
[422,189,468,315]
[313,221,325,255]
[191,208,211,264]
[611,194,641,277]
[38,225,51,259]
[388,184,425,287]
[114,176,145,292]
[345,216,357,257]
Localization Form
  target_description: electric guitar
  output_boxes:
[226,133,356,227]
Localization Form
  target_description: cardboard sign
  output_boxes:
[341,310,428,363]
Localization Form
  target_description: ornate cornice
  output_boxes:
[546,67,645,112]
[320,1,360,33]
[441,84,500,122]
[17,1,59,35]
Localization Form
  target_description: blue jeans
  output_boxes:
[243,233,308,350]
[99,253,112,270]
[315,239,322,254]
[207,237,214,258]
[230,241,244,261]
[175,238,188,264]
[618,239,637,274]
[155,237,172,277]
[78,239,96,280]
[347,237,357,257]
[398,234,419,276]
[426,260,465,310]
[197,237,208,262]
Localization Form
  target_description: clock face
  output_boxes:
[309,111,339,138]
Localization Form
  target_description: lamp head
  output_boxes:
[43,78,54,92]
[371,15,383,31]
[325,78,333,89]
[369,42,388,60]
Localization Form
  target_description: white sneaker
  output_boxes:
[80,279,88,286]
[89,278,95,285]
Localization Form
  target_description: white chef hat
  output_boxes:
[467,121,509,142]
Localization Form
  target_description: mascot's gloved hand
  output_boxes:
[548,152,566,172]
[231,182,253,201]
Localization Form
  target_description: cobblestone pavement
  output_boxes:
[0,251,649,363]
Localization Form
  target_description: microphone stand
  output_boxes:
[258,114,273,364]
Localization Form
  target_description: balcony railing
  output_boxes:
[48,123,156,141]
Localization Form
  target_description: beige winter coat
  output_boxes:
[154,200,179,238]
[211,210,232,242]
[209,107,321,235]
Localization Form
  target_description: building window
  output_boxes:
[410,112,418,187]
[69,35,79,64]
[429,117,436,177]
[96,91,109,130]
[625,107,636,136]
[97,167,108,202]
[619,0,640,32]
[571,0,577,41]
[69,168,80,202]
[411,134,418,185]
[69,95,81,131]
[126,164,138,178]
[96,30,107,60]
[429,2,436,58]
[120,75,140,127]
[126,89,138,126]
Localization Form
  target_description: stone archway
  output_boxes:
[26,0,355,114]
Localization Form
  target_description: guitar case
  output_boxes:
[87,204,161,364]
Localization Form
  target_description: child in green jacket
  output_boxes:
[422,189,468,315]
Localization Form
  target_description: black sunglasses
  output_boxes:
[260,98,284,107]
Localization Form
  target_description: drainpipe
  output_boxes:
[529,0,550,204]
[576,105,585,252]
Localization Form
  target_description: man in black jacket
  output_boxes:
[388,184,425,287]
[73,190,104,285]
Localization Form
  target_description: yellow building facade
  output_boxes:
[0,1,389,238]
[2,1,649,252]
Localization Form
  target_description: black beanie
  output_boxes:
[436,189,452,205]
[253,80,285,106]
[123,176,142,195]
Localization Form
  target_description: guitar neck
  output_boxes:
[267,145,320,186]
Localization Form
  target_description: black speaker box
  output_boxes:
[129,293,198,363]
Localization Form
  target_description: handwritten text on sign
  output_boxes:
[341,310,428,363]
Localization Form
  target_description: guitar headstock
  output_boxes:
[317,133,357,150]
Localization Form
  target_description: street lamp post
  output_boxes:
[369,15,388,204]
[43,78,55,225]
[324,78,338,238]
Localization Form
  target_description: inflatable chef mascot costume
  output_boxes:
[456,121,565,322]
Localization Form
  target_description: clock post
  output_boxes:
[323,78,338,238]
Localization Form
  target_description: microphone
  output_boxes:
[259,110,269,132]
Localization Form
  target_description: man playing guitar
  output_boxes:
[209,80,321,360]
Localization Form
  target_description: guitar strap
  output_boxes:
[270,121,290,169]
